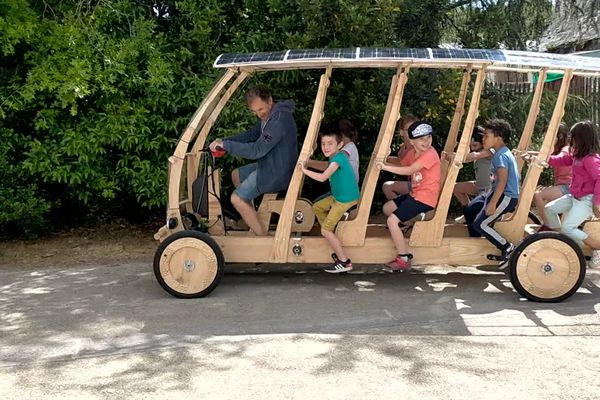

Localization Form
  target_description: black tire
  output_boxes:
[153,230,225,298]
[527,211,541,225]
[508,232,586,302]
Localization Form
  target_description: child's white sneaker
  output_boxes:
[589,250,600,269]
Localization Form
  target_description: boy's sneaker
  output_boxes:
[589,250,600,269]
[454,215,466,224]
[324,258,353,273]
[498,243,515,271]
[384,256,412,272]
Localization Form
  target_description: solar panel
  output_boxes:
[213,47,600,75]
[215,51,287,66]
[503,50,600,71]
[360,48,429,59]
[287,48,356,60]
[430,48,505,61]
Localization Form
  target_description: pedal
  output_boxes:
[486,254,504,261]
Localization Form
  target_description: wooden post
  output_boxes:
[269,66,332,262]
[495,69,573,243]
[335,66,409,246]
[443,67,472,154]
[410,67,487,247]
[439,67,472,185]
[515,68,547,174]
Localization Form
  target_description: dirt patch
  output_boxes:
[0,221,161,268]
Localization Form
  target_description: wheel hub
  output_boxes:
[183,259,195,272]
[540,262,554,275]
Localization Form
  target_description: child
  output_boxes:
[464,119,520,263]
[301,130,360,273]
[382,115,418,200]
[534,123,572,231]
[306,120,360,183]
[377,122,441,271]
[543,121,600,268]
[448,126,493,223]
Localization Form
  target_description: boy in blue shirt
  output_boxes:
[464,119,520,262]
[301,129,360,273]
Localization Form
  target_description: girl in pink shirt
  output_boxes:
[534,123,572,229]
[544,121,600,268]
[377,122,441,272]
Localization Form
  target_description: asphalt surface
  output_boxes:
[1,262,600,399]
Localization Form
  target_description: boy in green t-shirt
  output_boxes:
[301,130,360,273]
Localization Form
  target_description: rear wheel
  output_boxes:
[153,230,225,298]
[508,232,585,302]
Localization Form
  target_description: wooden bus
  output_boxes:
[152,48,600,302]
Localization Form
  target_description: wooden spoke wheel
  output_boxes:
[153,231,225,298]
[507,232,585,302]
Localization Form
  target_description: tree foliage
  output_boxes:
[0,0,571,237]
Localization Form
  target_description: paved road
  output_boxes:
[1,262,600,399]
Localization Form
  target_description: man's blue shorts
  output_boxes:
[234,163,262,202]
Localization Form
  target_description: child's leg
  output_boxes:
[535,186,567,225]
[473,195,518,251]
[545,194,573,230]
[313,196,334,226]
[560,194,594,246]
[387,213,407,254]
[382,199,397,217]
[383,194,407,217]
[321,200,357,262]
[453,181,477,206]
[464,194,487,237]
[386,196,432,255]
[382,181,409,201]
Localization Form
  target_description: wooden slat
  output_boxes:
[443,68,472,154]
[440,67,472,184]
[214,235,497,265]
[181,69,237,144]
[269,66,332,262]
[190,71,251,156]
[515,68,547,173]
[410,67,487,247]
[495,69,574,243]
[336,66,409,246]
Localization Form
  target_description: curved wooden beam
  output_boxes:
[155,70,237,241]
[515,68,548,174]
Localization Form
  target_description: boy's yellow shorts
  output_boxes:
[313,196,357,232]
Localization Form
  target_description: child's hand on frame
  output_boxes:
[485,202,496,216]
[376,161,386,171]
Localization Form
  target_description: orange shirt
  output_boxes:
[401,147,441,207]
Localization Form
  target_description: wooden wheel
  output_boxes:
[508,232,585,302]
[153,231,225,298]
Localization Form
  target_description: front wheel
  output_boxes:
[507,232,585,302]
[153,230,225,298]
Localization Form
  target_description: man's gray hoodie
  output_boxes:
[223,100,298,194]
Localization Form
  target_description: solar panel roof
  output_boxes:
[213,47,600,75]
